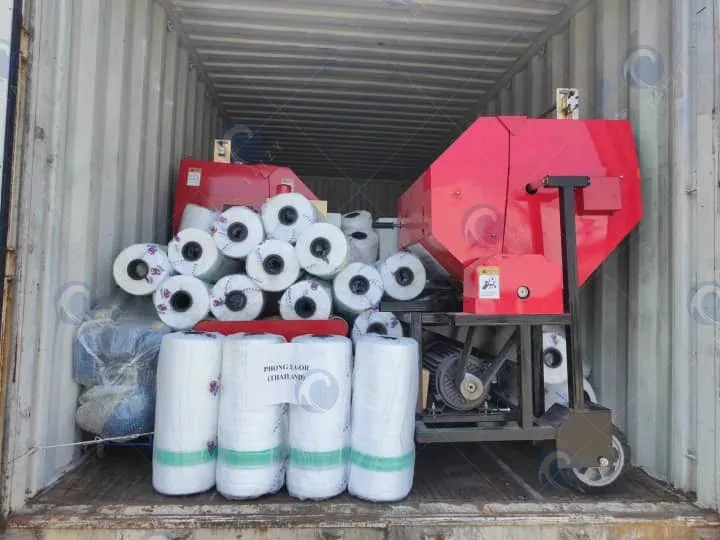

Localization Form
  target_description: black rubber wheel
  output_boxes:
[559,426,630,494]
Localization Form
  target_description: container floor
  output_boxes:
[11,442,720,539]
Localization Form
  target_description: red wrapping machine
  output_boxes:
[397,115,642,316]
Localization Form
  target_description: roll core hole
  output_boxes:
[350,231,368,240]
[345,211,360,218]
[295,297,317,319]
[367,322,388,335]
[543,347,563,369]
[182,241,203,262]
[394,266,415,287]
[225,290,247,312]
[310,237,332,259]
[349,275,370,295]
[170,291,193,313]
[278,205,298,226]
[263,254,285,275]
[227,222,249,242]
[126,259,149,281]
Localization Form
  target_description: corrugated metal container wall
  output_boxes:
[480,0,719,508]
[302,176,408,218]
[4,0,222,510]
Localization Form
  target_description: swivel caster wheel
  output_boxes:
[560,427,630,494]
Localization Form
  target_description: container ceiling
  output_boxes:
[162,0,582,182]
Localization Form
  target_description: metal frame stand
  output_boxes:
[382,176,614,468]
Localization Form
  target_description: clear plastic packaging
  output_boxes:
[73,296,172,439]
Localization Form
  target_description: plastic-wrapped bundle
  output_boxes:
[153,275,212,330]
[212,205,265,260]
[218,334,288,499]
[346,229,380,265]
[333,262,384,318]
[351,310,403,345]
[75,384,155,438]
[287,335,353,500]
[153,331,223,495]
[261,192,321,244]
[168,228,242,282]
[341,210,373,232]
[378,251,427,301]
[210,274,265,321]
[295,222,349,278]
[246,239,301,292]
[179,203,220,232]
[279,279,333,320]
[349,335,419,502]
[112,243,174,296]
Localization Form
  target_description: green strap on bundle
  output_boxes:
[153,447,216,467]
[218,446,284,468]
[288,447,350,469]
[350,450,415,472]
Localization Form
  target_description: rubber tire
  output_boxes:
[559,426,631,494]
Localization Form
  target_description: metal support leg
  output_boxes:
[411,312,424,413]
[531,325,545,418]
[519,326,533,428]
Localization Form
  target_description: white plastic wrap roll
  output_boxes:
[351,310,403,345]
[217,334,288,499]
[333,262,384,317]
[153,331,223,495]
[210,274,265,321]
[113,243,173,295]
[545,379,598,411]
[379,251,427,301]
[346,229,379,265]
[341,210,373,232]
[168,228,242,282]
[349,335,419,502]
[246,239,301,292]
[261,192,321,244]
[180,203,220,232]
[212,206,265,260]
[542,325,568,385]
[296,223,349,279]
[153,275,212,330]
[287,335,353,500]
[279,279,333,320]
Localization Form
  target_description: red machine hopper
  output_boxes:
[397,116,642,315]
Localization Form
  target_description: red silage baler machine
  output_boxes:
[382,112,642,492]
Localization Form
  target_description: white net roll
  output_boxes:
[296,222,349,279]
[378,251,427,301]
[246,239,302,292]
[333,262,384,317]
[261,192,321,244]
[341,210,373,232]
[113,243,173,296]
[351,310,403,345]
[168,228,242,283]
[212,206,265,259]
[153,275,211,330]
[210,274,265,321]
[279,279,333,320]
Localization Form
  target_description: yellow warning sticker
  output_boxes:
[478,266,500,299]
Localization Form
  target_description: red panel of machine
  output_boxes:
[398,116,642,315]
[173,160,317,233]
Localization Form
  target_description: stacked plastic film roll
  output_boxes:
[542,325,591,379]
[341,210,373,232]
[180,203,220,233]
[296,222,349,279]
[210,274,265,321]
[153,331,223,495]
[287,335,353,500]
[168,228,242,282]
[351,310,403,345]
[261,192,321,244]
[333,262,384,318]
[246,239,301,292]
[349,335,419,502]
[153,275,211,330]
[379,251,427,301]
[212,205,265,260]
[346,229,380,265]
[279,279,333,320]
[217,334,288,499]
[113,243,173,296]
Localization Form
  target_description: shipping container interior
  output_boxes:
[3,0,720,528]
